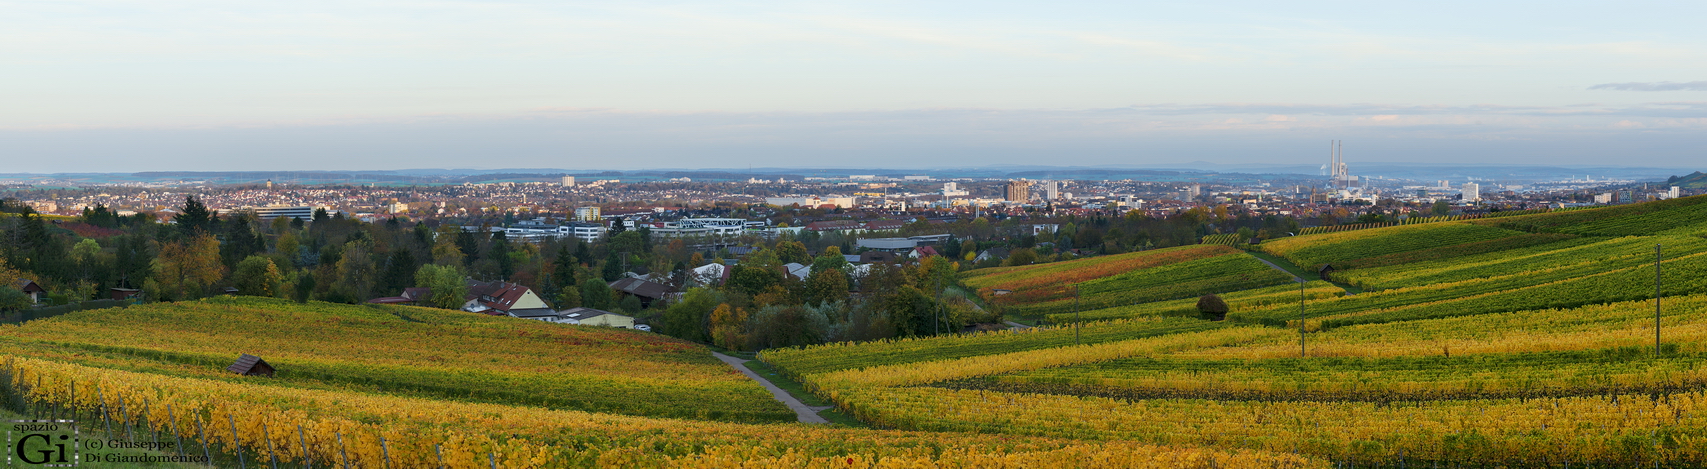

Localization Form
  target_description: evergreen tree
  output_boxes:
[174,196,215,237]
[380,249,418,294]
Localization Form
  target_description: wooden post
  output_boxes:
[435,444,444,469]
[490,453,497,469]
[337,433,349,469]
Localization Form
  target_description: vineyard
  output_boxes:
[755,194,1707,467]
[0,297,794,422]
[993,251,1295,316]
[10,194,1707,467]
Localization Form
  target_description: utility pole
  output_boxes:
[1299,278,1306,357]
[1656,244,1663,357]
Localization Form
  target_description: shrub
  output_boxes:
[1196,294,1229,321]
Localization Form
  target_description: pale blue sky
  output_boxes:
[3,1,1704,171]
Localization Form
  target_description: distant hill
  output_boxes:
[1666,171,1707,189]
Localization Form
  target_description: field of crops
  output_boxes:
[751,196,1707,466]
[764,295,1707,466]
[1261,222,1528,268]
[1488,194,1707,236]
[0,297,795,422]
[1005,252,1295,316]
[4,357,1322,468]
[1045,281,1344,323]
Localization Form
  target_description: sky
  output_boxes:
[3,0,1705,172]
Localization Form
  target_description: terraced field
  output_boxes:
[761,194,1707,467]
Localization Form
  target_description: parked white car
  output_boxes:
[633,324,652,332]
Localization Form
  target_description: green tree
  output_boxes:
[802,267,849,305]
[0,287,29,311]
[232,256,283,297]
[662,287,717,342]
[173,196,216,237]
[332,240,377,302]
[1432,200,1452,216]
[414,264,469,309]
[608,231,645,258]
[809,249,849,276]
[379,249,417,295]
[581,277,614,309]
[774,240,809,264]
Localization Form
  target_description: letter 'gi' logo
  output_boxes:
[8,420,78,467]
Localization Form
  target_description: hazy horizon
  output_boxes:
[4,1,1704,171]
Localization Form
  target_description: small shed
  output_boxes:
[1317,264,1336,282]
[227,354,276,377]
[17,279,45,304]
[109,288,142,301]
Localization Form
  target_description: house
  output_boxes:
[909,246,940,259]
[464,280,554,317]
[608,277,670,308]
[805,220,861,232]
[556,307,636,328]
[974,247,1011,263]
[688,263,730,287]
[16,280,45,304]
[860,251,898,264]
[782,262,811,280]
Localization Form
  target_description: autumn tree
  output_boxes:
[708,303,750,350]
[233,256,283,297]
[148,233,225,301]
[802,267,849,306]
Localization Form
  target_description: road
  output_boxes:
[711,351,831,424]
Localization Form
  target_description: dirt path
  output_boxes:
[1245,252,1360,296]
[711,352,831,424]
[1250,256,1305,282]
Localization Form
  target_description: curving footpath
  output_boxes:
[711,351,831,424]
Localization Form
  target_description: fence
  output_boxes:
[1,299,130,324]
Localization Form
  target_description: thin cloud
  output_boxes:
[1589,81,1707,91]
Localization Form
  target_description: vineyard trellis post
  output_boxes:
[337,432,349,469]
[435,443,444,469]
[1298,278,1306,358]
[298,424,310,469]
[99,384,113,438]
[1074,287,1081,346]
[264,421,279,469]
[229,414,246,469]
[196,416,210,467]
[169,404,184,459]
